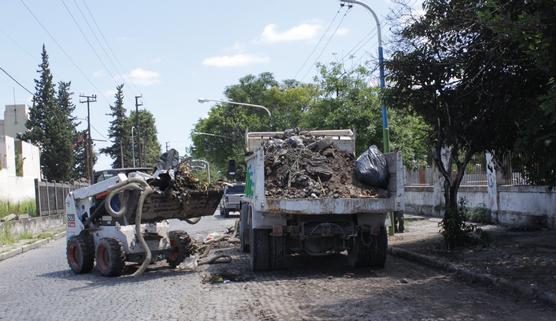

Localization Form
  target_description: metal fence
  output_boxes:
[404,152,533,187]
[34,179,88,216]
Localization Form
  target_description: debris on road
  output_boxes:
[262,131,380,198]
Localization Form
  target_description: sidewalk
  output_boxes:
[0,226,65,261]
[390,216,556,303]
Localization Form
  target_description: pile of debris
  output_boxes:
[263,130,379,199]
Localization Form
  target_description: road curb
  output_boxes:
[389,246,556,307]
[0,230,66,262]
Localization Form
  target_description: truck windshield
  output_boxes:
[226,185,245,194]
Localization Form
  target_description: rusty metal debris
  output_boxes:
[263,131,378,199]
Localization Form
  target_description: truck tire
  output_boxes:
[347,232,372,267]
[369,224,388,268]
[250,228,271,271]
[167,230,193,268]
[95,238,126,277]
[67,234,95,274]
[239,205,250,253]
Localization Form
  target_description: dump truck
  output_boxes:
[239,129,404,271]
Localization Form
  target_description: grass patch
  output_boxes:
[0,224,15,245]
[17,231,34,240]
[35,231,55,239]
[0,199,36,218]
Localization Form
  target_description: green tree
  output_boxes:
[480,0,556,185]
[385,0,545,247]
[301,62,429,167]
[21,46,76,181]
[72,130,91,180]
[100,84,132,168]
[128,110,161,167]
[192,73,316,178]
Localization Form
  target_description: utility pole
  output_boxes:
[134,95,143,166]
[165,141,170,152]
[79,94,97,183]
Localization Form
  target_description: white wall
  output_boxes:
[3,104,28,139]
[404,185,556,229]
[0,135,16,176]
[0,175,36,202]
[18,140,40,178]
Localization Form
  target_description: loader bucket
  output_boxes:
[140,189,223,223]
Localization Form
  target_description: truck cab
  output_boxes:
[220,183,245,217]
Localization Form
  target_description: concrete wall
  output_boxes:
[0,175,36,202]
[0,214,63,236]
[17,140,40,178]
[404,185,556,229]
[3,104,28,139]
[0,135,16,176]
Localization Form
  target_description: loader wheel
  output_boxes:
[95,238,125,277]
[67,234,94,274]
[347,232,371,267]
[167,231,193,268]
[369,224,388,268]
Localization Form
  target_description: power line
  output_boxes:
[71,1,123,81]
[340,29,377,62]
[19,0,110,105]
[0,28,35,61]
[0,66,33,95]
[79,0,142,95]
[60,0,118,85]
[293,8,342,80]
[301,7,352,81]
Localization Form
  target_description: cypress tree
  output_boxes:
[100,84,131,168]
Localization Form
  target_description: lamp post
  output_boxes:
[191,159,210,183]
[340,0,390,153]
[197,98,272,127]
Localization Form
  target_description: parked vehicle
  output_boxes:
[220,183,245,217]
[239,129,404,271]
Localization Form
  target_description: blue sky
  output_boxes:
[0,0,421,170]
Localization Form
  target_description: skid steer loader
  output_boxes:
[65,167,222,277]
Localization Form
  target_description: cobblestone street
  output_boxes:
[1,215,555,321]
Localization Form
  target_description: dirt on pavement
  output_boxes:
[391,216,556,299]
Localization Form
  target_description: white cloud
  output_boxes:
[102,90,116,98]
[336,27,350,37]
[93,70,105,78]
[261,23,321,43]
[122,68,160,86]
[202,54,270,68]
[151,57,162,64]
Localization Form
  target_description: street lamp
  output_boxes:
[191,159,211,183]
[197,98,272,124]
[191,131,229,139]
[340,0,390,153]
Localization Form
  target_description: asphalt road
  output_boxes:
[0,212,554,321]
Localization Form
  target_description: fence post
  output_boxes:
[34,178,41,216]
[485,152,499,223]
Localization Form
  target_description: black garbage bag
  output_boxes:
[355,145,389,188]
[156,148,180,171]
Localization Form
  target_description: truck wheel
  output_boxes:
[67,234,94,274]
[239,205,250,253]
[347,232,371,267]
[370,224,388,268]
[250,228,271,271]
[167,230,193,268]
[95,238,125,277]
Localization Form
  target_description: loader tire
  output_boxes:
[67,234,94,274]
[96,238,125,277]
[369,224,388,268]
[167,230,193,268]
[347,232,371,267]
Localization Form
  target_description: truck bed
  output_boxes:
[264,197,394,215]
